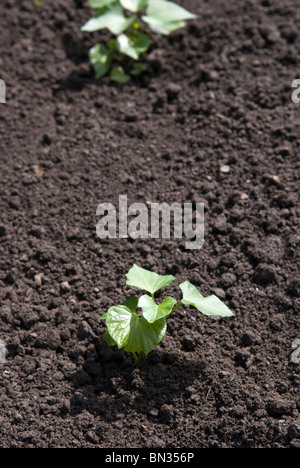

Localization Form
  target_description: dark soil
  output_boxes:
[0,0,299,448]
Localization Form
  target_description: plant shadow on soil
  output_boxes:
[55,71,94,93]
[54,69,149,95]
[57,34,159,94]
[69,341,207,423]
[62,33,89,65]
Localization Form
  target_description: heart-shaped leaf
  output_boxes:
[103,332,117,347]
[100,296,138,321]
[120,0,148,12]
[142,17,186,34]
[88,0,115,8]
[88,43,112,78]
[116,32,151,60]
[122,296,139,313]
[106,304,167,355]
[82,3,136,35]
[123,316,167,355]
[126,264,175,295]
[142,0,196,35]
[131,62,147,76]
[110,66,131,83]
[106,305,135,349]
[180,281,234,317]
[99,312,108,320]
[138,295,177,323]
[145,0,197,22]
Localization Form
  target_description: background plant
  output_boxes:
[100,264,234,365]
[81,0,197,83]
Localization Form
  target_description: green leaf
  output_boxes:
[142,17,186,34]
[106,305,135,349]
[120,0,148,12]
[180,281,234,317]
[81,3,136,35]
[138,295,177,323]
[88,0,115,8]
[122,296,139,313]
[106,304,167,355]
[142,0,196,35]
[123,316,167,355]
[126,264,175,295]
[116,32,151,60]
[130,62,147,76]
[110,66,131,83]
[103,332,117,347]
[101,297,138,322]
[88,43,112,79]
[145,0,197,22]
[99,312,108,320]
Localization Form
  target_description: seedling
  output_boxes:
[81,0,197,82]
[100,264,234,365]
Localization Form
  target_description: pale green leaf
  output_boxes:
[120,0,148,12]
[123,315,167,355]
[146,0,196,22]
[126,264,175,295]
[122,296,139,313]
[138,295,177,323]
[110,66,131,83]
[88,43,112,79]
[103,332,117,347]
[116,33,151,60]
[99,312,108,320]
[180,281,234,317]
[101,297,138,322]
[142,0,196,35]
[106,305,135,349]
[106,304,167,355]
[88,0,115,8]
[142,16,186,34]
[131,62,147,76]
[81,4,136,35]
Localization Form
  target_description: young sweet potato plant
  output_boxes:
[100,264,234,365]
[81,0,197,82]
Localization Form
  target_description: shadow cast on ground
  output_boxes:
[69,342,207,423]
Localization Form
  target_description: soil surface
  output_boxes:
[0,0,300,448]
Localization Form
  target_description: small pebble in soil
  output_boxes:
[220,272,237,289]
[60,281,71,293]
[220,165,230,174]
[34,273,43,288]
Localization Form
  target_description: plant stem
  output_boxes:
[134,352,144,367]
[170,301,182,315]
[165,301,182,320]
